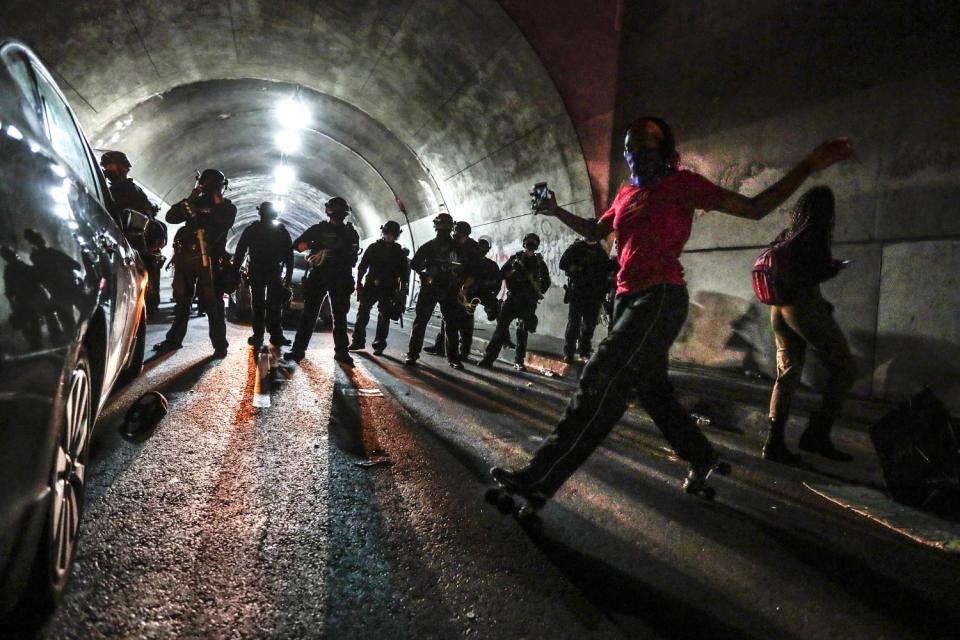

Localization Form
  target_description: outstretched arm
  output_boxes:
[713,138,853,221]
[536,192,613,239]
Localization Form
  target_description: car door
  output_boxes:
[29,59,139,397]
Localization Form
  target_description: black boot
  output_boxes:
[799,411,853,462]
[762,417,801,464]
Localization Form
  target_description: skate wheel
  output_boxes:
[485,488,515,514]
[515,504,542,529]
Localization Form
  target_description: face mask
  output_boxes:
[624,148,672,187]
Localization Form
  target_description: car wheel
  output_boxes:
[116,308,146,388]
[21,349,93,621]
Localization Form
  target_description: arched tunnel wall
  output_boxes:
[1,0,595,337]
[611,0,960,410]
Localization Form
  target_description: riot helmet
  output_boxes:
[100,150,131,182]
[257,201,278,222]
[197,169,228,195]
[453,220,472,237]
[477,236,492,256]
[325,196,350,220]
[381,220,402,239]
[433,212,454,233]
[100,150,131,169]
[522,232,540,252]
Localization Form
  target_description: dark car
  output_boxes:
[0,41,148,620]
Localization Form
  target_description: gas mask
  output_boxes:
[624,148,673,187]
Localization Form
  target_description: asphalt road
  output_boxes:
[32,308,960,639]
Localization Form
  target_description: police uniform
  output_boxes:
[480,251,550,368]
[232,219,294,346]
[559,239,616,360]
[406,235,477,366]
[351,239,410,353]
[290,221,360,357]
[163,195,237,352]
[427,238,499,359]
[109,177,166,313]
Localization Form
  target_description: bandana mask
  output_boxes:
[625,148,673,187]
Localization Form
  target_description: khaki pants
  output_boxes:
[768,292,856,422]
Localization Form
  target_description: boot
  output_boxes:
[762,417,801,464]
[799,411,853,462]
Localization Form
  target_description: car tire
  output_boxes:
[115,306,146,389]
[18,348,94,625]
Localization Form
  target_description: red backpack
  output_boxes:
[752,226,807,305]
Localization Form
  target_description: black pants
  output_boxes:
[166,254,227,350]
[353,286,396,350]
[429,314,475,359]
[249,273,286,344]
[292,270,351,355]
[483,296,538,365]
[517,284,715,497]
[564,294,603,358]
[407,287,469,364]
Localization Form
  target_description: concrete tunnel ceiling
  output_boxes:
[2,0,593,248]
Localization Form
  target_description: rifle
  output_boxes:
[183,170,215,283]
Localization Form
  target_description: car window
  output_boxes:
[3,50,41,120]
[32,67,99,196]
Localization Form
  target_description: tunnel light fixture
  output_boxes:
[274,129,302,154]
[273,164,296,194]
[276,98,310,129]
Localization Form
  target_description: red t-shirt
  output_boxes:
[599,170,724,296]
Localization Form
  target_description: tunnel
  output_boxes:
[3,0,960,408]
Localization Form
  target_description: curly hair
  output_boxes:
[789,186,835,237]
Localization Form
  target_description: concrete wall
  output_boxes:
[614,0,960,410]
[0,0,592,251]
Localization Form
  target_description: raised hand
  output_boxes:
[806,138,854,172]
[531,189,558,216]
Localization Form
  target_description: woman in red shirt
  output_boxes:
[491,117,853,502]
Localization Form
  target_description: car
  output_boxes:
[0,40,148,622]
[228,252,333,327]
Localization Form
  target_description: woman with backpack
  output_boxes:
[761,186,856,463]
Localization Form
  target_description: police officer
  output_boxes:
[425,225,500,361]
[100,150,167,315]
[477,233,550,371]
[232,202,294,350]
[348,220,410,355]
[284,197,360,365]
[559,233,616,363]
[404,213,476,370]
[153,170,236,357]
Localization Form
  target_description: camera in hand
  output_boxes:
[530,182,550,213]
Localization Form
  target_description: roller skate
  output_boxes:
[682,457,731,500]
[484,467,545,528]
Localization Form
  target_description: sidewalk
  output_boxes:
[399,310,960,553]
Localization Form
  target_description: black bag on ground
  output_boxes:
[869,388,960,513]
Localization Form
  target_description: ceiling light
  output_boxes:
[273,165,296,194]
[275,129,301,154]
[276,98,310,129]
